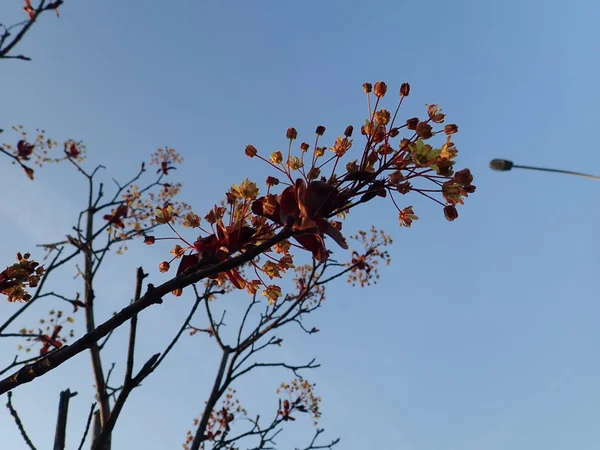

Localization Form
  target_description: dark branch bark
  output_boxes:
[0,227,292,395]
[53,388,77,450]
[5,391,37,450]
[77,403,97,450]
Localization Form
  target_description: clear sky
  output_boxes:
[2,1,600,449]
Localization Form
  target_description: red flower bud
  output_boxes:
[286,128,298,140]
[400,83,410,96]
[444,205,459,221]
[374,81,387,98]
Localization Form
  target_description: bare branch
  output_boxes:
[5,391,37,450]
[53,388,77,450]
[77,403,97,450]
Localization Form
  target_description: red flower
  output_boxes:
[17,140,34,160]
[278,399,295,421]
[103,204,128,228]
[23,0,35,19]
[46,0,63,16]
[39,325,63,355]
[253,178,349,262]
[66,142,80,158]
[175,223,257,290]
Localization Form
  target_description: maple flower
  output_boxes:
[65,141,80,158]
[398,206,418,228]
[23,0,35,19]
[278,399,295,421]
[46,0,63,16]
[155,204,174,224]
[373,81,387,98]
[444,205,459,221]
[39,325,63,355]
[262,285,282,305]
[253,178,349,262]
[103,204,128,228]
[400,82,411,96]
[244,145,258,157]
[16,140,35,160]
[231,179,259,200]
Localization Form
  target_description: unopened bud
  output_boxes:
[374,81,387,98]
[400,83,410,96]
[245,145,258,157]
[286,128,298,140]
[444,124,458,135]
[406,117,419,130]
[444,205,459,221]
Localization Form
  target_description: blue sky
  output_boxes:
[2,1,600,449]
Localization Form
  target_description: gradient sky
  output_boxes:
[2,1,600,449]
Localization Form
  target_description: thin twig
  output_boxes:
[5,391,37,450]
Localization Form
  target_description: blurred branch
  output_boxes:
[5,391,37,450]
[77,402,97,450]
[53,388,77,450]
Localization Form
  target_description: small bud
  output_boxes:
[307,167,321,180]
[406,118,419,130]
[416,122,433,139]
[452,169,473,186]
[363,83,372,93]
[286,128,298,140]
[444,124,459,135]
[300,142,310,152]
[400,83,410,97]
[183,212,201,228]
[270,151,283,164]
[373,81,387,98]
[344,125,354,137]
[159,261,170,273]
[374,109,391,126]
[266,176,280,187]
[389,171,404,185]
[389,127,400,137]
[444,205,459,221]
[315,126,326,136]
[144,235,156,245]
[245,145,258,157]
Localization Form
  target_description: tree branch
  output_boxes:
[0,227,292,394]
[5,391,37,450]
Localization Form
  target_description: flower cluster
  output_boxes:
[23,0,63,20]
[276,378,322,426]
[17,309,75,355]
[150,82,475,298]
[183,387,247,448]
[346,227,392,287]
[102,147,191,254]
[1,126,86,179]
[0,253,44,302]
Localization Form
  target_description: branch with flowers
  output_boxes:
[2,20,474,447]
[0,1,64,62]
[1,80,475,396]
[0,2,479,449]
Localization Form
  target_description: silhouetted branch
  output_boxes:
[5,391,37,450]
